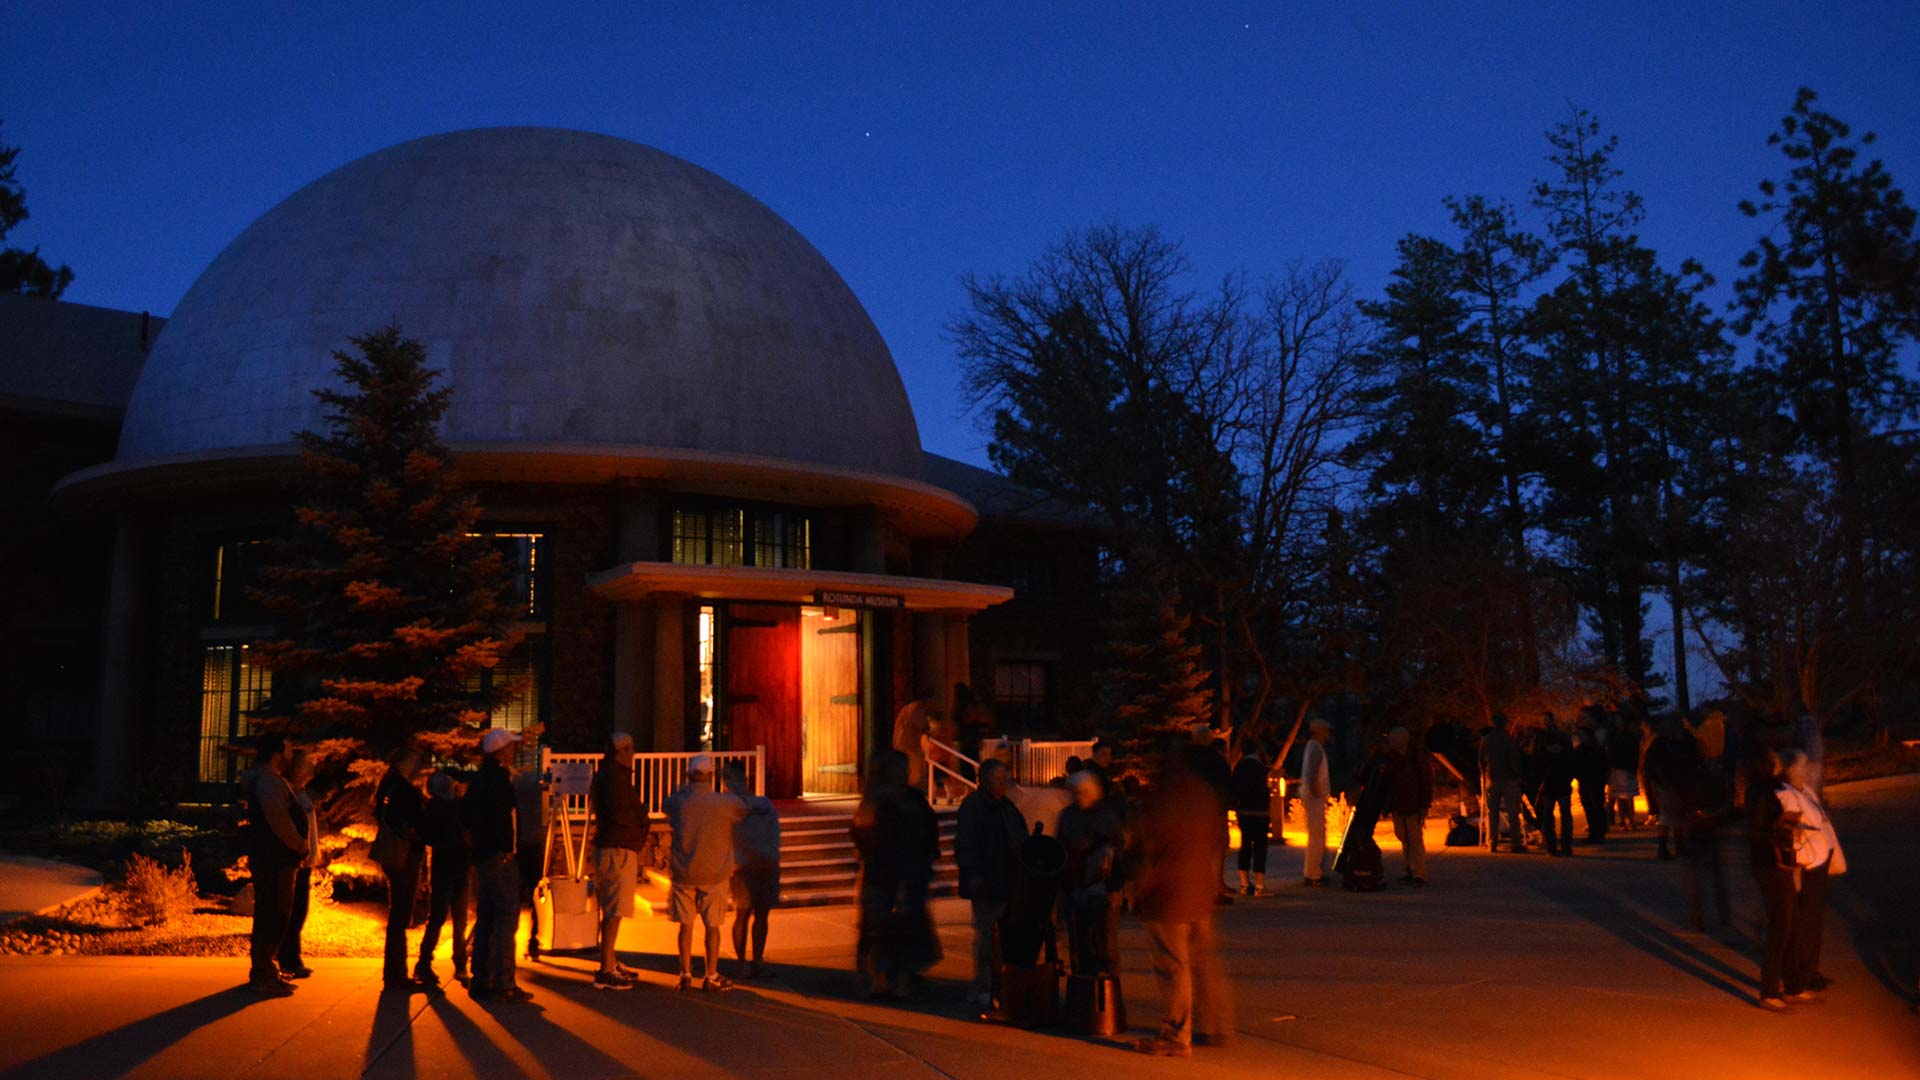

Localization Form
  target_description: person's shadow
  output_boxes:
[1530,877,1758,1002]
[0,985,258,1080]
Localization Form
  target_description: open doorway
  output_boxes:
[800,605,862,795]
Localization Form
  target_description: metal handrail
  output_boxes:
[540,746,766,821]
[923,736,978,806]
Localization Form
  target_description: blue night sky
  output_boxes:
[5,2,1918,468]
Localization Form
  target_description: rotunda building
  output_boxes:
[55,128,1089,805]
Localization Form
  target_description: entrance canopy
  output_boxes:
[586,561,1013,614]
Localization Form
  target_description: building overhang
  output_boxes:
[587,561,1015,615]
[53,441,981,539]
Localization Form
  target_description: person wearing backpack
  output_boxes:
[465,728,533,1004]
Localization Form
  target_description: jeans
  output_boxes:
[1390,813,1427,879]
[381,849,424,983]
[472,854,520,992]
[1236,813,1270,875]
[418,849,471,976]
[1485,780,1523,850]
[276,867,312,971]
[1144,918,1232,1047]
[1302,796,1329,880]
[250,862,297,983]
[1538,783,1574,853]
[969,898,1006,998]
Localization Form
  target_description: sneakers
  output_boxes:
[1757,996,1791,1012]
[594,969,637,991]
[1785,990,1823,1004]
[1137,1037,1192,1057]
[249,977,295,997]
[702,974,736,993]
[412,966,441,988]
[279,964,314,979]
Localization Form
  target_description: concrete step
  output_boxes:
[780,877,960,908]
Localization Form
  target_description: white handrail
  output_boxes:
[923,736,978,807]
[995,738,1096,785]
[540,746,765,821]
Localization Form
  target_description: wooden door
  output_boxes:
[725,604,802,799]
[801,608,862,795]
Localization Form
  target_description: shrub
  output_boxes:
[121,850,198,926]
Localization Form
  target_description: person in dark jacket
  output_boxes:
[1531,713,1576,856]
[589,733,645,991]
[1747,749,1797,1010]
[277,750,321,980]
[242,733,306,996]
[1478,713,1525,853]
[955,758,1028,1008]
[1057,770,1125,975]
[1573,714,1611,843]
[1376,728,1433,885]
[465,728,532,1003]
[1178,725,1233,900]
[1229,744,1273,896]
[1644,719,1699,861]
[851,750,941,999]
[373,746,428,992]
[416,767,474,987]
[1132,748,1234,1056]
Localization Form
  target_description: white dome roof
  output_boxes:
[117,128,923,478]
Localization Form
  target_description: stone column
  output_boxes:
[651,599,686,752]
[611,601,654,742]
[87,514,144,812]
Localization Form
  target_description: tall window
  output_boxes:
[486,532,545,617]
[671,506,806,569]
[993,660,1050,733]
[468,645,543,734]
[208,539,270,625]
[199,644,271,783]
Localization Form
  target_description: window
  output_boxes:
[468,644,544,734]
[485,532,546,617]
[208,539,270,625]
[199,644,271,783]
[696,605,717,750]
[671,506,806,569]
[993,660,1050,732]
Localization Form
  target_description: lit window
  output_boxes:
[209,540,269,625]
[473,531,545,618]
[670,506,806,569]
[199,644,271,783]
[468,645,543,734]
[697,605,717,750]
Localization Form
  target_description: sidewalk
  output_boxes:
[0,855,103,925]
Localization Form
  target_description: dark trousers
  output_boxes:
[1757,862,1796,997]
[418,849,471,976]
[1236,813,1270,875]
[1485,779,1524,850]
[1681,829,1730,930]
[472,854,520,992]
[381,850,424,983]
[1538,784,1574,852]
[1791,864,1830,991]
[276,867,312,971]
[1579,780,1608,841]
[249,862,297,984]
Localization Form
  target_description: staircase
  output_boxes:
[778,807,960,908]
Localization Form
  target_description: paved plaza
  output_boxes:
[0,775,1913,1079]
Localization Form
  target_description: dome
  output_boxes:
[116,128,924,478]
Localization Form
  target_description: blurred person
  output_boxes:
[372,746,429,992]
[1673,754,1735,932]
[417,767,474,987]
[1532,713,1575,856]
[1644,719,1700,862]
[465,727,533,1003]
[1775,750,1841,1002]
[1573,715,1610,843]
[276,749,321,980]
[1479,713,1525,854]
[1608,712,1643,830]
[511,747,548,960]
[1377,728,1433,885]
[1300,718,1335,882]
[1133,749,1234,1056]
[664,753,747,991]
[891,688,935,791]
[242,733,305,996]
[851,750,942,998]
[955,757,1028,1008]
[1230,742,1274,895]
[1085,739,1118,801]
[726,766,781,978]
[1057,770,1124,975]
[589,733,645,990]
[1792,709,1825,797]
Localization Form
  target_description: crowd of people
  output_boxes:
[230,695,1849,1033]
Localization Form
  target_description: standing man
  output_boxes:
[1299,718,1333,885]
[954,758,1027,1009]
[1534,712,1576,857]
[664,754,746,991]
[892,688,934,792]
[1378,728,1433,885]
[1479,713,1525,853]
[1085,739,1118,801]
[1230,742,1274,896]
[589,733,645,991]
[243,733,306,996]
[277,750,321,980]
[466,727,533,1004]
[1133,751,1234,1056]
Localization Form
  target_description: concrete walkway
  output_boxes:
[0,855,103,924]
[0,775,1914,1079]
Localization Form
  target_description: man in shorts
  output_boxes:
[664,754,746,991]
[589,732,647,990]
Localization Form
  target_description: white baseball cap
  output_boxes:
[481,728,522,755]
[687,753,715,775]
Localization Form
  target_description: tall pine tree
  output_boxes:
[255,326,515,820]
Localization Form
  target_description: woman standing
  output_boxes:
[373,746,428,993]
[850,750,941,997]
[276,750,321,979]
[1748,748,1841,1010]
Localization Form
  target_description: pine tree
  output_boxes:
[1101,567,1214,755]
[254,326,515,821]
[0,120,74,297]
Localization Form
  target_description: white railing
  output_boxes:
[924,736,979,807]
[994,738,1097,786]
[541,746,765,821]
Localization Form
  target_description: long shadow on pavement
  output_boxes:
[1530,876,1758,1003]
[0,984,258,1080]
[360,984,426,1075]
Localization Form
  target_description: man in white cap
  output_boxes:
[465,727,533,1003]
[663,753,747,991]
[1299,718,1333,886]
